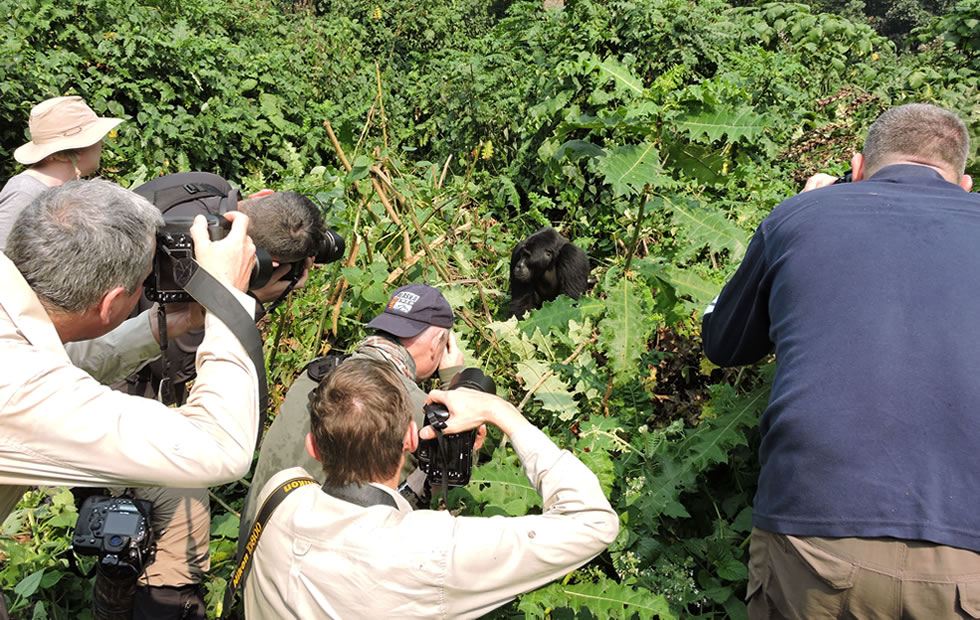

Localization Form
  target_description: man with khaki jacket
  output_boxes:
[243,357,619,618]
[0,179,260,616]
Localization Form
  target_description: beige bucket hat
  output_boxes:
[13,96,123,165]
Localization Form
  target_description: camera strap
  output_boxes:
[172,257,269,433]
[222,476,317,619]
[321,482,398,509]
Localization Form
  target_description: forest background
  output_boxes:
[1,0,978,617]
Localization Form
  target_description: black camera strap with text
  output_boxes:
[221,476,317,619]
[221,478,397,618]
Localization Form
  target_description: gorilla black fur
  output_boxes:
[508,227,590,318]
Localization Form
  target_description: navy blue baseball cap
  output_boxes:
[366,283,454,338]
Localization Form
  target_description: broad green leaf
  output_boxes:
[661,265,720,306]
[347,155,373,182]
[662,196,748,261]
[553,139,606,162]
[519,578,676,620]
[516,359,579,420]
[677,106,768,144]
[597,57,645,96]
[461,449,540,514]
[663,138,728,185]
[596,143,665,197]
[598,276,656,384]
[517,295,602,338]
[14,568,45,599]
[211,511,240,539]
[259,92,287,131]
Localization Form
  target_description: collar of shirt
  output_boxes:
[0,253,70,361]
[867,163,956,187]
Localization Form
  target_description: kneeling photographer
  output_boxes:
[238,357,619,619]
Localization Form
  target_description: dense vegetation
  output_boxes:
[1,0,978,617]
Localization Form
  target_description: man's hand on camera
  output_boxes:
[802,173,839,193]
[439,331,465,370]
[148,302,205,344]
[420,389,531,439]
[191,212,255,292]
[251,257,313,303]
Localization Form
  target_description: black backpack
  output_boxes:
[132,171,240,218]
[123,172,243,404]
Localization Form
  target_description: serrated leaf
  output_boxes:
[597,57,645,96]
[519,578,676,620]
[660,265,720,306]
[662,196,748,261]
[460,449,540,514]
[598,277,656,384]
[517,295,603,338]
[596,143,666,197]
[516,359,578,420]
[685,385,767,469]
[677,106,768,144]
[663,138,728,185]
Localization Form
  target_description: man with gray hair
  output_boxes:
[702,103,980,617]
[0,179,261,614]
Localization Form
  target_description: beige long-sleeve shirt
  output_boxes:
[243,425,619,619]
[0,253,260,522]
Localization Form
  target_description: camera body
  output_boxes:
[415,368,497,488]
[72,495,155,573]
[144,215,273,303]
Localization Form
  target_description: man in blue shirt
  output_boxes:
[702,103,980,618]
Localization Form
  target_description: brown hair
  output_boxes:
[237,191,326,263]
[309,358,412,486]
[863,103,971,178]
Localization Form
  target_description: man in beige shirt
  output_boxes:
[243,357,619,619]
[0,179,260,614]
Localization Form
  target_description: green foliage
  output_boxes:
[2,0,978,616]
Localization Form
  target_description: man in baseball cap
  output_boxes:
[0,96,123,249]
[365,282,455,337]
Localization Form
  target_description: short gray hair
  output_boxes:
[6,179,163,312]
[863,103,971,178]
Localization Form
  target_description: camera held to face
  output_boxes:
[144,215,275,303]
[287,227,345,280]
[415,368,497,488]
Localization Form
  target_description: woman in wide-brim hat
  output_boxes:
[0,96,123,250]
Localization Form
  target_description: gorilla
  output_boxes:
[507,227,590,318]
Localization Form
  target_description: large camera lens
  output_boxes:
[315,229,345,264]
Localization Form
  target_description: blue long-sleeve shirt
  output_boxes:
[702,164,980,552]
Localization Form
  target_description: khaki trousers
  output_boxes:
[748,527,980,619]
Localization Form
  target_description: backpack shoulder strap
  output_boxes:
[132,172,240,216]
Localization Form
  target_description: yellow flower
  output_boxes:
[481,140,493,160]
[372,6,382,19]
[872,52,879,61]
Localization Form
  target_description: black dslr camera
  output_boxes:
[415,368,497,487]
[72,495,155,572]
[144,215,274,303]
[71,495,156,618]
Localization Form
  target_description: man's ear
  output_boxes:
[850,152,866,182]
[960,174,973,191]
[305,432,321,462]
[96,286,130,326]
[403,420,419,454]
